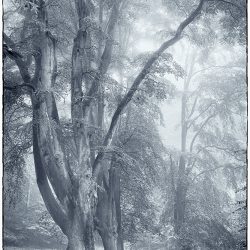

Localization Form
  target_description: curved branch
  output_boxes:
[3,33,32,84]
[92,0,206,178]
[33,120,68,234]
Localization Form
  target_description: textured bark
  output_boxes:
[66,219,85,250]
[33,1,96,248]
[70,1,124,248]
[32,106,68,234]
[66,207,95,250]
[96,159,123,250]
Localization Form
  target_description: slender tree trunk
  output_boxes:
[115,169,124,250]
[26,176,31,208]
[174,51,196,235]
[174,156,187,234]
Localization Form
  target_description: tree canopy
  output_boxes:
[3,0,246,249]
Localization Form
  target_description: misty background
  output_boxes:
[3,0,246,249]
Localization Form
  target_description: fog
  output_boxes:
[3,0,246,249]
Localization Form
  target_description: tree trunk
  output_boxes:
[101,233,117,250]
[114,168,124,250]
[97,187,118,250]
[67,234,85,250]
[67,209,95,250]
[96,159,123,250]
[174,50,197,235]
[174,156,187,234]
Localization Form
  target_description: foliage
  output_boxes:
[3,0,247,248]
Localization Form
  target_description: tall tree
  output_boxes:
[5,0,244,249]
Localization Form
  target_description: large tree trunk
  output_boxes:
[67,229,85,250]
[66,208,95,250]
[32,1,96,249]
[96,159,123,250]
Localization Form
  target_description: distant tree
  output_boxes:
[160,43,246,249]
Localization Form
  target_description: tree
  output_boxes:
[159,40,246,248]
[4,0,245,249]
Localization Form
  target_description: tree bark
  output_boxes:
[96,158,123,250]
[66,207,95,250]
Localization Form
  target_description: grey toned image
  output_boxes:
[3,0,247,249]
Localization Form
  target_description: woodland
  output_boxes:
[3,0,247,249]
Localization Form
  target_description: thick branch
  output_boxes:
[33,120,68,234]
[92,0,206,178]
[82,0,123,116]
[99,0,121,74]
[34,25,72,203]
[4,33,31,83]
